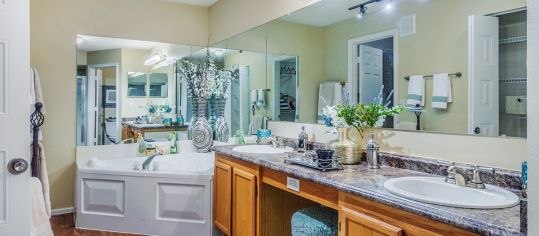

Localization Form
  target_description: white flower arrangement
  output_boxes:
[178,50,238,99]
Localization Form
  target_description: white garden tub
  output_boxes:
[75,152,214,236]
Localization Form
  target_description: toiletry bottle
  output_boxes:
[169,132,178,154]
[235,130,245,145]
[366,133,380,169]
[137,133,145,155]
[298,126,308,153]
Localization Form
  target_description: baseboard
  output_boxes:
[51,207,74,216]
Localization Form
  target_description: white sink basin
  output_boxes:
[232,145,293,154]
[384,177,519,209]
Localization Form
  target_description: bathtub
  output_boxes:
[75,152,214,236]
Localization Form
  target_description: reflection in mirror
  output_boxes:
[76,35,202,146]
[127,72,147,97]
[149,69,169,98]
[259,0,527,138]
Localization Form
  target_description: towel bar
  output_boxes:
[404,72,462,80]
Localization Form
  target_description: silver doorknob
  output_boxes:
[7,158,28,175]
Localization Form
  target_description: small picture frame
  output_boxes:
[103,85,116,108]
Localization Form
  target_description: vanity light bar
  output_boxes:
[404,72,462,81]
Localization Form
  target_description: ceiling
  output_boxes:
[77,35,159,52]
[164,0,218,7]
[77,35,204,64]
[280,0,402,27]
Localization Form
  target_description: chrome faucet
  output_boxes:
[268,137,283,148]
[444,162,494,189]
[142,153,159,170]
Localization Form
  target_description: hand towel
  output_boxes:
[257,89,265,107]
[30,67,46,114]
[432,73,452,109]
[406,75,425,107]
[31,143,51,217]
[318,82,336,123]
[31,177,53,236]
[251,90,258,106]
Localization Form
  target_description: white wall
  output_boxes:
[527,0,538,234]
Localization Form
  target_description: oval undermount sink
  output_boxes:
[232,145,293,154]
[384,177,519,209]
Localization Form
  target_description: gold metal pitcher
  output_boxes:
[331,127,361,164]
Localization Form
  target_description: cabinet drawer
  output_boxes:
[261,168,338,209]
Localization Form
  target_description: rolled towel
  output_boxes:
[406,75,425,107]
[432,73,452,109]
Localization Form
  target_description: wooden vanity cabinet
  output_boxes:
[213,153,478,236]
[214,154,260,236]
[338,193,478,236]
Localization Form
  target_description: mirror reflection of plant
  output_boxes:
[178,50,239,99]
[352,103,403,137]
[145,102,172,114]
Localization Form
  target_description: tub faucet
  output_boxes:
[142,153,159,170]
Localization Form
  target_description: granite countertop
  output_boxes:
[212,145,524,236]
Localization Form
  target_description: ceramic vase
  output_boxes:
[214,98,229,142]
[208,98,218,136]
[187,99,199,140]
[330,127,361,164]
[191,98,213,152]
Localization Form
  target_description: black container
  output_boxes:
[316,149,334,168]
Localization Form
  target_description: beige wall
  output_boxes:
[321,0,526,133]
[208,0,319,44]
[30,0,208,209]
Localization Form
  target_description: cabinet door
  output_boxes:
[340,206,402,236]
[232,168,257,236]
[214,161,233,235]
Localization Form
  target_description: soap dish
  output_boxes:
[285,151,344,172]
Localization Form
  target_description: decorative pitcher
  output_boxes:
[331,127,361,164]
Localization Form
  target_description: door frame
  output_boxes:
[348,29,399,124]
[272,55,299,122]
[87,63,121,144]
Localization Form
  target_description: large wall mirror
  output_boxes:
[211,0,528,139]
[76,35,203,146]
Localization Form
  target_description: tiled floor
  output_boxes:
[51,214,143,236]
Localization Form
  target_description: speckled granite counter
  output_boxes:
[212,145,524,236]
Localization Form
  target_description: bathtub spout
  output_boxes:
[142,153,159,170]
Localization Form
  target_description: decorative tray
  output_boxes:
[284,151,344,172]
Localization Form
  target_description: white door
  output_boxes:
[87,67,102,146]
[468,15,499,136]
[0,0,31,235]
[359,45,383,104]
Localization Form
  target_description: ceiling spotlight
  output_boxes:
[214,49,224,56]
[357,6,367,18]
[385,1,393,10]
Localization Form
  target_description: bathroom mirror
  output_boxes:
[127,72,147,97]
[148,67,170,98]
[243,0,528,138]
[76,35,201,146]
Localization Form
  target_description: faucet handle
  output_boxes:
[473,165,496,174]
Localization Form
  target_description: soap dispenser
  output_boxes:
[366,133,380,169]
[137,133,145,155]
[298,126,308,153]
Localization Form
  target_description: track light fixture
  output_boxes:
[349,0,390,19]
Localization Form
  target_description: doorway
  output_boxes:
[273,56,299,122]
[77,63,120,146]
[349,31,397,128]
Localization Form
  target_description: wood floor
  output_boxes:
[51,214,143,236]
